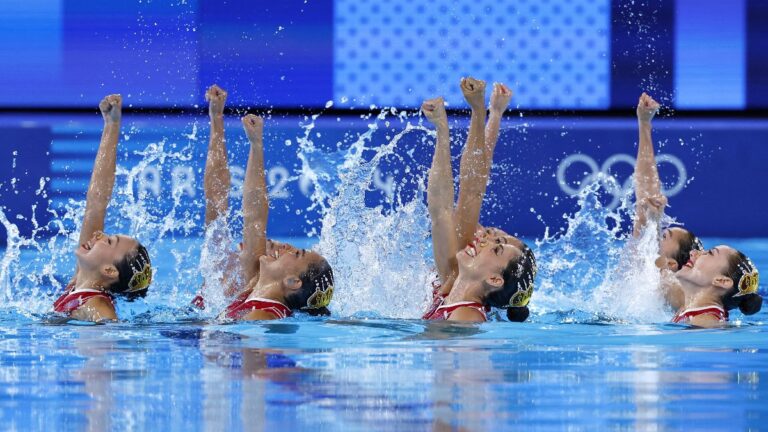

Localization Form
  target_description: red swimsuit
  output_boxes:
[224,295,292,320]
[53,287,114,314]
[422,281,488,321]
[421,282,448,320]
[423,300,487,321]
[192,291,292,320]
[672,305,728,324]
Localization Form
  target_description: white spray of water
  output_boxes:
[297,110,435,318]
[0,204,62,314]
[533,179,671,323]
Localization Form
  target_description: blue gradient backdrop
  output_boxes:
[1,0,767,109]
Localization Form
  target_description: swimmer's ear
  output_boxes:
[666,258,679,271]
[100,264,119,282]
[485,273,504,289]
[283,275,303,292]
[713,275,734,291]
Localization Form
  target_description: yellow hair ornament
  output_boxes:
[735,271,759,297]
[509,284,533,308]
[509,248,537,308]
[306,285,333,309]
[128,263,153,292]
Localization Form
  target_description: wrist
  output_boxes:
[468,101,485,111]
[488,108,505,116]
[434,120,449,130]
[245,132,264,142]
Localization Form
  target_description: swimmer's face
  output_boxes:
[676,245,735,291]
[475,227,525,250]
[457,235,522,289]
[660,228,687,270]
[75,231,139,273]
[266,239,287,256]
[259,243,322,284]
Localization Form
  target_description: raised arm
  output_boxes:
[239,114,269,283]
[422,97,459,283]
[453,78,487,246]
[204,85,231,226]
[633,92,665,236]
[78,95,122,247]
[484,83,512,164]
[454,82,512,246]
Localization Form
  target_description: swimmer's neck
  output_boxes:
[444,275,485,305]
[681,286,724,312]
[72,272,108,292]
[247,279,287,304]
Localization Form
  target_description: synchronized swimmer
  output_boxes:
[631,93,762,327]
[48,82,763,327]
[191,85,334,321]
[51,95,152,322]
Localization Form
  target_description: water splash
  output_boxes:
[532,179,670,323]
[297,110,435,319]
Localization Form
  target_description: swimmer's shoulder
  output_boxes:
[688,313,725,328]
[447,306,486,323]
[71,296,118,322]
[241,309,281,321]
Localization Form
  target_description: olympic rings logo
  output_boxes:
[556,153,687,209]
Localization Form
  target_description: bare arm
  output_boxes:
[78,95,122,247]
[239,115,269,283]
[633,93,664,236]
[422,97,459,284]
[454,82,512,246]
[454,78,487,247]
[204,85,231,226]
[660,270,684,310]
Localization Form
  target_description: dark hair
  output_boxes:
[108,243,152,301]
[284,257,334,316]
[485,244,537,322]
[671,227,703,271]
[722,249,762,315]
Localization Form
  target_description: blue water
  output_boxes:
[1,237,766,431]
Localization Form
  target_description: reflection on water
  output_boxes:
[1,321,767,431]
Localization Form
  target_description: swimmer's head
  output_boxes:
[74,231,152,299]
[722,249,762,315]
[660,227,703,271]
[259,244,334,315]
[486,244,537,322]
[677,245,762,315]
[458,227,536,322]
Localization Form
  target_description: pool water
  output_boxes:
[1,238,766,431]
